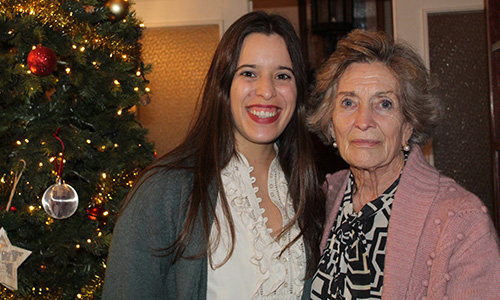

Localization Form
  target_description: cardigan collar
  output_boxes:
[382,145,439,298]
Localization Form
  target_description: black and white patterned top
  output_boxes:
[311,173,401,300]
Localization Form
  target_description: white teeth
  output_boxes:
[249,109,277,118]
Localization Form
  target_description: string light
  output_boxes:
[1,0,142,60]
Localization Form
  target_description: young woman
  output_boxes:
[102,11,325,299]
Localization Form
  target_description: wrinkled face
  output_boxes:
[331,62,413,172]
[230,33,297,150]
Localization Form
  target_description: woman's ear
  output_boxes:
[402,123,413,145]
[328,123,338,148]
[328,123,336,141]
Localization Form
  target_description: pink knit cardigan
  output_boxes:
[321,146,500,299]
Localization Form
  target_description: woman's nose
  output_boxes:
[256,76,276,100]
[354,105,376,130]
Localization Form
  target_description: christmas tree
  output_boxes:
[0,0,154,298]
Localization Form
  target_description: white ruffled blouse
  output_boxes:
[207,152,306,300]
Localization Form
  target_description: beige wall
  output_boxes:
[139,26,220,157]
[133,0,249,31]
[131,0,248,157]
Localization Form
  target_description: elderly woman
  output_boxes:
[308,29,500,299]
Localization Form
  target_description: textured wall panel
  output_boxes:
[428,11,494,211]
[138,25,220,157]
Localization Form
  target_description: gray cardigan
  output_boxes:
[102,168,312,299]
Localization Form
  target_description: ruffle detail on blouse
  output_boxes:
[221,154,305,298]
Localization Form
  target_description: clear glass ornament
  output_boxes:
[42,179,79,219]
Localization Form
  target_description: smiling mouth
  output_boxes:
[248,108,278,118]
[246,105,281,124]
[246,105,280,119]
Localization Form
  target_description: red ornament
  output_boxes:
[86,206,104,221]
[27,46,57,76]
[86,205,108,226]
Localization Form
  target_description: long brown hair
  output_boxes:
[121,11,324,277]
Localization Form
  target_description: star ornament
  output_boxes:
[0,228,31,290]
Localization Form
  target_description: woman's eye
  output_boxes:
[341,98,354,107]
[379,99,393,109]
[240,71,255,78]
[276,73,292,80]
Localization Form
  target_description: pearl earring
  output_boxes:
[403,144,410,151]
[332,139,338,148]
